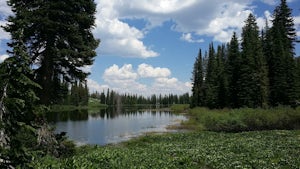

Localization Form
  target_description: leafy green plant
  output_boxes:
[32,130,300,169]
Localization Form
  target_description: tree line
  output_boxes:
[191,0,299,109]
[52,81,89,106]
[91,90,190,106]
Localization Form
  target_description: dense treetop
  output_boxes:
[191,0,298,109]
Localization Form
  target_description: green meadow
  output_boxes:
[33,106,300,169]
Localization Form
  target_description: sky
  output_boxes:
[0,0,300,96]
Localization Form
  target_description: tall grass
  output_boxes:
[170,104,189,114]
[188,107,300,132]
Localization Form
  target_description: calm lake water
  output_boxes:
[47,107,187,145]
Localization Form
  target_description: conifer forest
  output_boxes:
[1,0,300,168]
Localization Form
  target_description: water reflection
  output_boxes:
[47,109,89,122]
[46,106,186,145]
[47,107,173,122]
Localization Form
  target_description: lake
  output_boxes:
[46,107,187,145]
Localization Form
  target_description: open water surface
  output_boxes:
[47,107,186,145]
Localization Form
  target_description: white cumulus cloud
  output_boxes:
[94,0,276,46]
[151,77,191,94]
[292,16,300,40]
[93,0,255,57]
[0,1,11,17]
[94,0,159,58]
[261,0,277,5]
[87,79,109,93]
[100,63,191,95]
[153,77,178,88]
[0,1,11,41]
[180,33,204,43]
[138,63,171,78]
[102,64,148,94]
[1,0,299,56]
[103,64,138,83]
[0,54,9,63]
[0,20,10,41]
[261,0,297,5]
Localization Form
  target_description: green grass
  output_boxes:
[170,104,190,114]
[185,107,300,132]
[88,98,107,109]
[33,130,300,169]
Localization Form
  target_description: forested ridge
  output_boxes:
[191,0,299,109]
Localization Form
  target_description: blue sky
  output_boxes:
[1,0,300,96]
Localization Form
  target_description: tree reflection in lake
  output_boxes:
[46,106,186,145]
[47,109,89,122]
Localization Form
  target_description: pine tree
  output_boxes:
[268,0,297,106]
[227,32,242,108]
[262,19,273,66]
[0,30,44,168]
[74,82,88,106]
[100,91,106,104]
[4,0,99,105]
[110,90,115,105]
[70,83,79,106]
[205,43,218,108]
[151,94,157,105]
[216,44,229,108]
[106,89,110,105]
[240,13,269,108]
[295,57,300,100]
[191,49,204,108]
[83,82,89,106]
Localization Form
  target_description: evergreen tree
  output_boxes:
[191,49,204,108]
[268,0,297,106]
[100,91,106,104]
[109,90,115,105]
[70,83,79,106]
[205,43,218,108]
[150,94,157,105]
[179,93,190,104]
[216,44,229,108]
[227,32,242,108]
[0,30,44,167]
[262,19,273,66]
[240,13,269,108]
[69,81,88,106]
[295,57,300,100]
[106,89,110,105]
[4,0,99,105]
[82,81,89,106]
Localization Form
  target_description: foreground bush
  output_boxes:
[189,107,300,132]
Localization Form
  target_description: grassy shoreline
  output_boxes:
[183,106,300,132]
[34,105,300,168]
[49,98,107,112]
